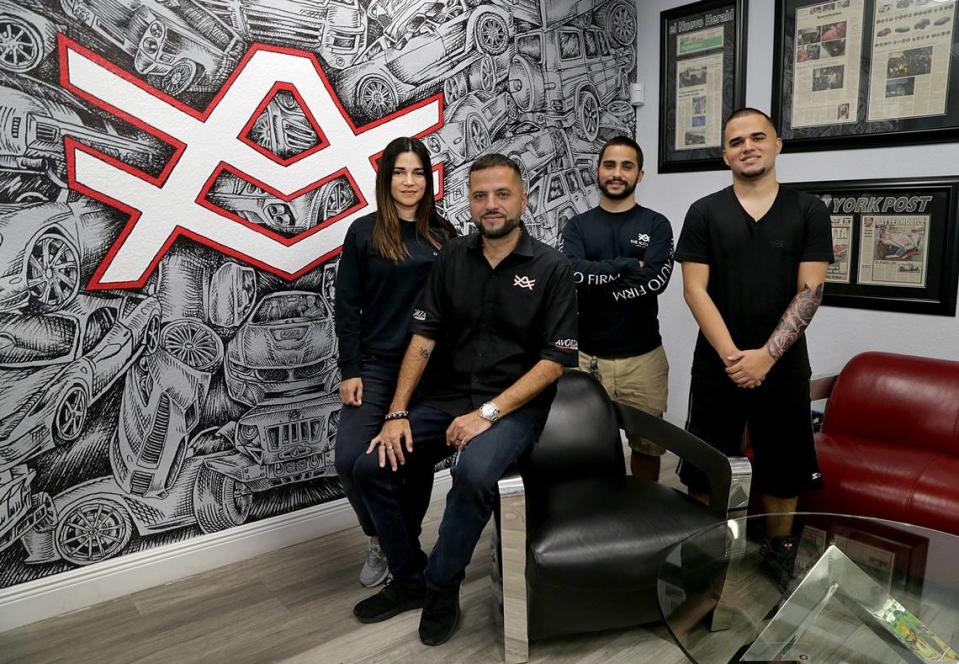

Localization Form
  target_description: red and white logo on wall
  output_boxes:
[60,36,444,289]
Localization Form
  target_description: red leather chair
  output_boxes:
[800,351,959,535]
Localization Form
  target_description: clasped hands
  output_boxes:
[724,347,775,389]
[367,410,492,470]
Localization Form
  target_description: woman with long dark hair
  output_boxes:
[334,136,456,587]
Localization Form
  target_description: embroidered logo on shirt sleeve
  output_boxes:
[413,309,427,321]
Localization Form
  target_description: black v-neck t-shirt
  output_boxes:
[675,186,833,384]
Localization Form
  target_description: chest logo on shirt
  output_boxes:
[630,233,650,248]
[513,275,536,290]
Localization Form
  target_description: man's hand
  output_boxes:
[445,411,492,450]
[368,419,413,471]
[339,377,363,406]
[725,348,775,388]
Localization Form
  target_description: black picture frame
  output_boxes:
[790,176,959,315]
[659,0,748,173]
[827,521,929,614]
[773,0,959,152]
[799,515,931,615]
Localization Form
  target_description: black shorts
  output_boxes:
[678,376,822,498]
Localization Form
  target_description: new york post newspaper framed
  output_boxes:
[773,0,959,152]
[790,176,959,315]
[659,0,748,172]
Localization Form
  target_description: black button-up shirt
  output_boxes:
[410,228,579,424]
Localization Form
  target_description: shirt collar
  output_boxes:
[467,224,534,258]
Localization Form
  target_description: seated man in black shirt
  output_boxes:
[350,154,579,646]
[675,108,833,589]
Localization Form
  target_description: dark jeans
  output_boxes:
[334,361,398,537]
[352,404,539,590]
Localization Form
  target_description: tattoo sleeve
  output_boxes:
[766,282,824,360]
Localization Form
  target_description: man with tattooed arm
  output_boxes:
[674,108,833,589]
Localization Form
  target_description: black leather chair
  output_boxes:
[496,370,751,662]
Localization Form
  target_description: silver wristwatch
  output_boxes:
[479,401,500,423]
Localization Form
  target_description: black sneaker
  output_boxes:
[759,535,798,592]
[353,578,428,624]
[419,587,461,646]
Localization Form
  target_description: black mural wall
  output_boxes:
[0,0,636,587]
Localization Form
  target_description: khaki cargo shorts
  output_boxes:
[578,345,669,456]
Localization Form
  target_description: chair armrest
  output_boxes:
[810,373,838,401]
[497,476,529,663]
[612,401,751,520]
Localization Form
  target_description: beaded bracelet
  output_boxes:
[383,410,409,422]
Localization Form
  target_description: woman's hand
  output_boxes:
[339,377,364,406]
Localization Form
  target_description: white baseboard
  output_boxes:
[0,470,452,633]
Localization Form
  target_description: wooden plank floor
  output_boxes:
[0,453,691,664]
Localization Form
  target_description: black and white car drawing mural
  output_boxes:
[426,89,514,169]
[204,390,340,496]
[0,0,62,75]
[20,452,234,565]
[196,0,369,70]
[509,24,630,141]
[0,198,120,312]
[60,0,244,94]
[245,89,321,160]
[224,290,338,406]
[333,0,513,121]
[209,172,358,237]
[0,74,160,199]
[111,343,214,499]
[0,0,635,586]
[0,292,160,470]
[0,465,52,555]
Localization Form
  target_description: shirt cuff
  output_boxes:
[673,251,708,263]
[338,360,361,379]
[540,347,579,367]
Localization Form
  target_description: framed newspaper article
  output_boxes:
[659,0,748,172]
[773,0,959,152]
[792,176,959,315]
[800,514,930,614]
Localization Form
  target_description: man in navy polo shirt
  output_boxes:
[674,108,833,589]
[349,154,579,645]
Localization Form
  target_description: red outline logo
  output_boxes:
[58,35,444,289]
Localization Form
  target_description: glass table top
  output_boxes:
[657,513,959,664]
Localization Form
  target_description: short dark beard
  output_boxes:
[475,215,520,239]
[739,166,768,180]
[599,179,637,200]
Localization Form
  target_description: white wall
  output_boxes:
[634,0,959,424]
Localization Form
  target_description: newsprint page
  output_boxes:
[792,0,866,127]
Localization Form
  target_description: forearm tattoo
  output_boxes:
[417,345,432,360]
[766,282,824,360]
